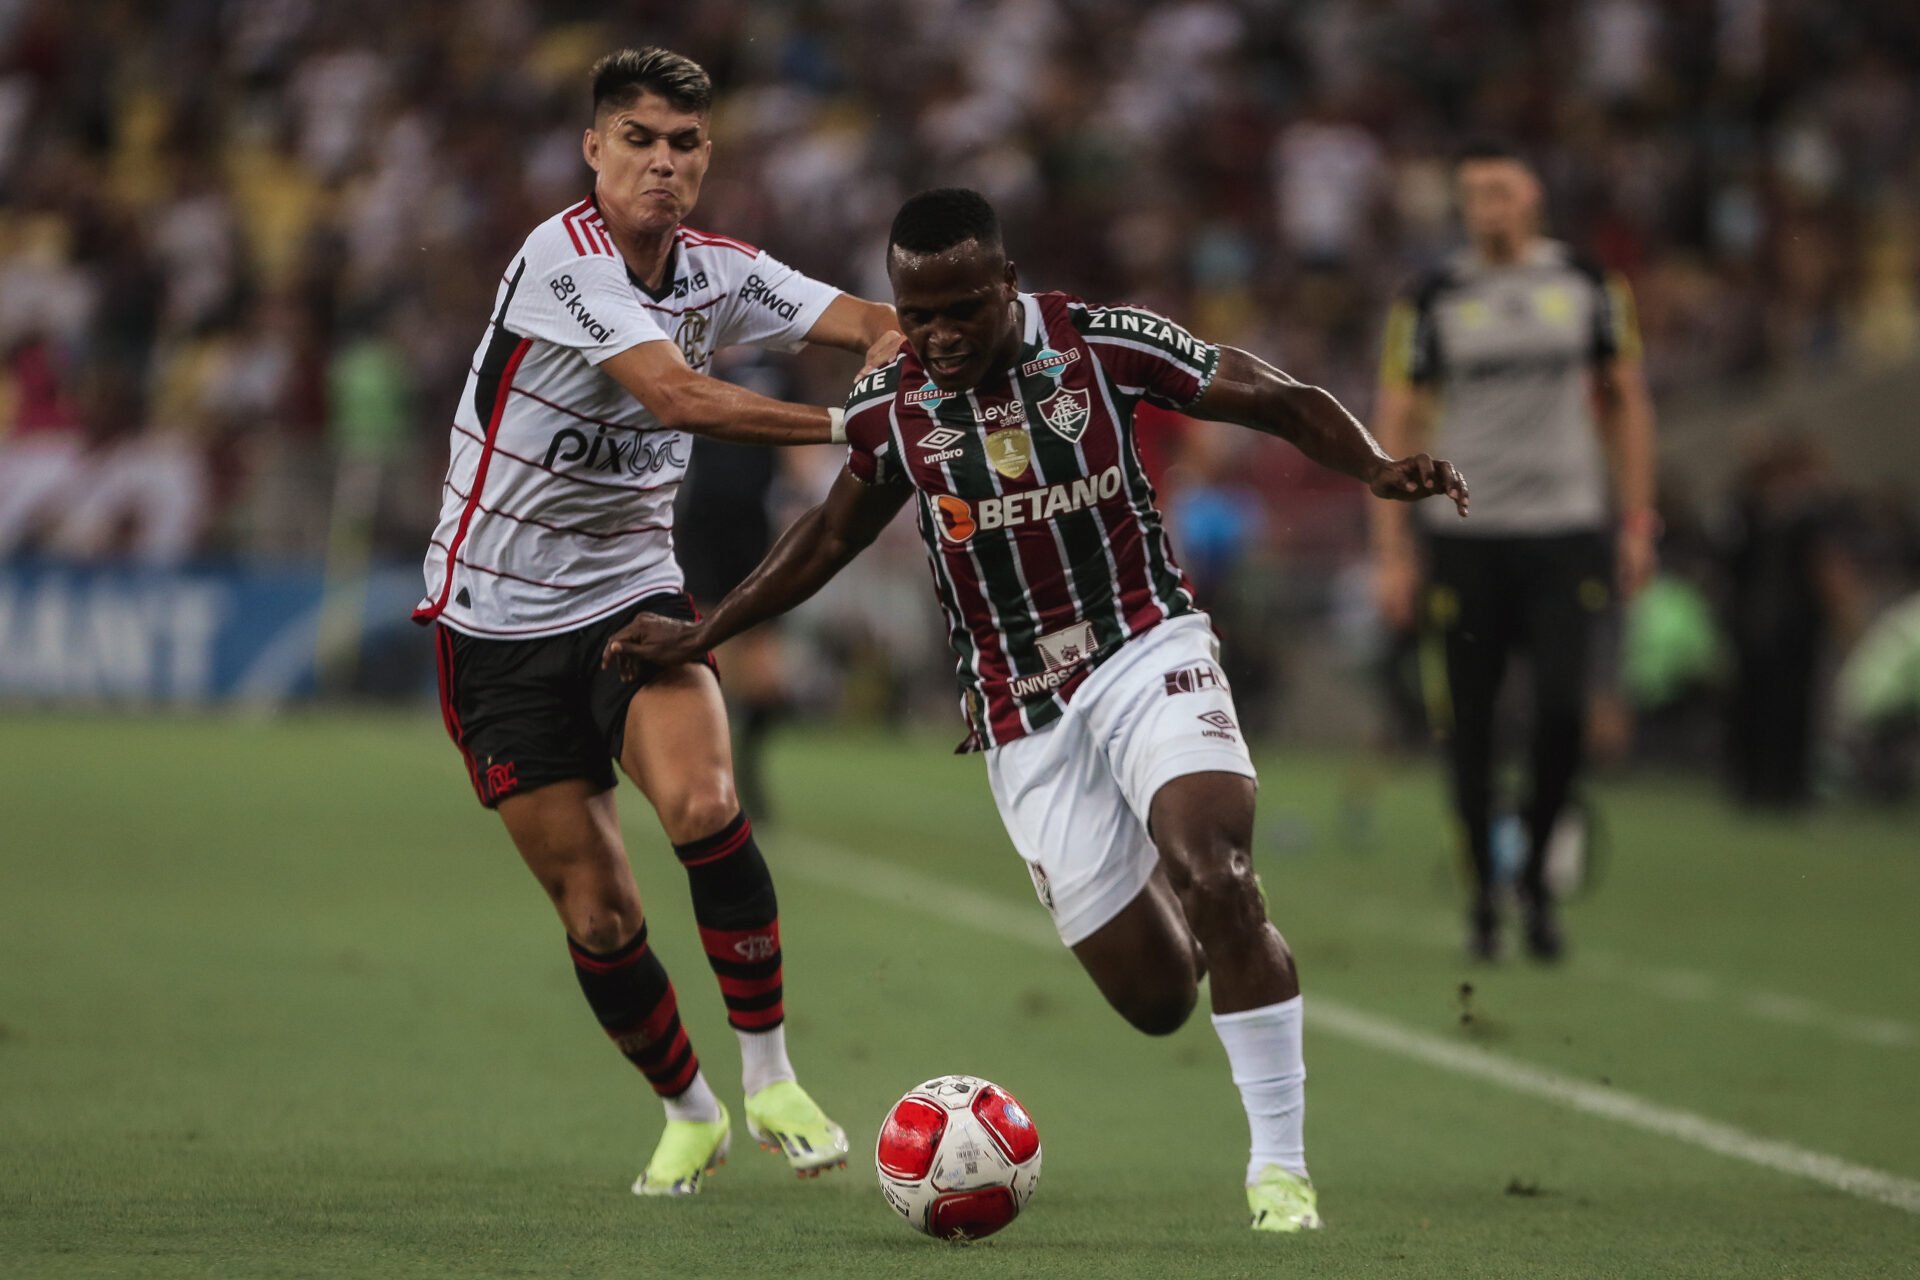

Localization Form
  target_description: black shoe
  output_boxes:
[1520,892,1565,962]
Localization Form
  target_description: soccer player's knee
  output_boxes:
[1121,981,1199,1037]
[556,878,643,953]
[1179,850,1264,941]
[565,909,639,955]
[663,786,741,845]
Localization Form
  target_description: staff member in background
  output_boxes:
[1371,142,1657,962]
[676,350,794,822]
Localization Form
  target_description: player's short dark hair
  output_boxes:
[888,188,1004,257]
[591,47,712,118]
[1453,138,1528,169]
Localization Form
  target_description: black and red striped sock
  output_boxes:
[568,922,702,1098]
[675,811,784,1033]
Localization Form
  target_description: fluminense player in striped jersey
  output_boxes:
[606,189,1470,1232]
[414,48,899,1197]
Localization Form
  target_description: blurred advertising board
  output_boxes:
[0,561,431,705]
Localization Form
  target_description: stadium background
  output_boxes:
[3,2,1918,1276]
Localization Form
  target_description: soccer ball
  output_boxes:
[875,1074,1042,1241]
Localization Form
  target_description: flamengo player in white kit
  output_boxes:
[607,189,1470,1232]
[414,48,898,1197]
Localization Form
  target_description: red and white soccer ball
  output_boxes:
[875,1074,1042,1241]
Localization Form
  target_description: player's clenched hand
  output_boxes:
[1369,454,1469,518]
[859,329,905,378]
[601,614,709,681]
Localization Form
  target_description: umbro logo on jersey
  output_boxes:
[543,425,687,477]
[918,426,966,463]
[932,465,1122,544]
[1197,709,1239,741]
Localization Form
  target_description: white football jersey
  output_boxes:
[415,198,841,638]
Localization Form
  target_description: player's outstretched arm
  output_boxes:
[1190,347,1469,518]
[804,295,901,356]
[602,467,911,676]
[600,341,842,447]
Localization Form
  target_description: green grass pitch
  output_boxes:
[2,714,1916,1278]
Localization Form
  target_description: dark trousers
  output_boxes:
[1426,531,1611,911]
[1727,633,1819,808]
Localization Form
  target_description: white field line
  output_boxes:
[1348,899,1915,1050]
[781,835,1920,1217]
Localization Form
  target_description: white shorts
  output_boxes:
[986,613,1257,946]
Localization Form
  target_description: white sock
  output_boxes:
[738,1024,796,1096]
[662,1069,723,1124]
[1211,995,1309,1184]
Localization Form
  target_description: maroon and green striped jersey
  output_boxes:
[843,291,1220,750]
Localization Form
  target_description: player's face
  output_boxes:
[888,241,1021,392]
[1457,159,1540,250]
[584,92,712,237]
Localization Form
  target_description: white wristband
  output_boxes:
[827,406,847,445]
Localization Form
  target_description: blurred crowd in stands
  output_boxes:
[2,0,1917,792]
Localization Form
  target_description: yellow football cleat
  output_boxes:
[1247,1164,1323,1233]
[632,1102,731,1197]
[745,1081,849,1178]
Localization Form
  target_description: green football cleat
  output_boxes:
[1247,1164,1323,1233]
[745,1080,849,1178]
[631,1102,731,1198]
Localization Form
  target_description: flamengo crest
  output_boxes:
[1037,386,1091,442]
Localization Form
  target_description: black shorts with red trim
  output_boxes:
[433,592,711,808]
